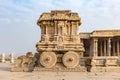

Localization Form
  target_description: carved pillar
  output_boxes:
[54,21,57,35]
[76,22,79,35]
[63,21,67,35]
[96,39,98,56]
[43,26,45,34]
[107,38,111,56]
[93,38,98,57]
[46,25,48,35]
[58,22,61,35]
[68,26,70,35]
[113,41,115,56]
[41,26,43,35]
[104,39,107,56]
[100,40,103,56]
[117,40,119,56]
[44,26,46,35]
[68,22,70,35]
[41,23,45,35]
[71,22,74,35]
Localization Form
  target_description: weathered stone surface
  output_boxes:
[11,52,37,72]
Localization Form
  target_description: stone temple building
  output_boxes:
[11,10,120,72]
[80,30,120,72]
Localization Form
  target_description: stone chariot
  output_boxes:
[35,10,85,71]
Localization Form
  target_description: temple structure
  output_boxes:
[35,10,86,71]
[11,10,120,72]
[80,30,120,72]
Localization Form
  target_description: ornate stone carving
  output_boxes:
[62,51,79,68]
[40,52,57,68]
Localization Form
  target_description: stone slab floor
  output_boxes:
[0,63,120,80]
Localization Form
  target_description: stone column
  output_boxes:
[58,22,60,35]
[107,38,111,56]
[71,22,74,35]
[2,53,5,63]
[54,21,57,35]
[45,26,48,35]
[93,38,98,57]
[58,27,60,35]
[68,22,70,35]
[10,53,14,63]
[75,22,78,35]
[117,40,119,56]
[104,39,107,56]
[100,41,103,56]
[113,41,115,56]
[43,26,45,35]
[68,26,70,35]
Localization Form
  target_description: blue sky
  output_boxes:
[0,0,120,56]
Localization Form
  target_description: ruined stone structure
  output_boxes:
[11,10,120,72]
[0,53,15,63]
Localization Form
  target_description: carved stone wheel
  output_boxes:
[62,51,79,68]
[40,52,57,68]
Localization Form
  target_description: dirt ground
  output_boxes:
[0,63,120,80]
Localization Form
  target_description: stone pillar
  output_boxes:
[46,26,47,35]
[41,26,45,35]
[42,26,44,35]
[64,21,67,35]
[67,22,70,35]
[104,39,107,56]
[54,21,57,35]
[68,26,70,35]
[100,41,103,56]
[117,40,119,56]
[58,27,60,35]
[113,41,115,56]
[93,38,98,57]
[2,53,5,63]
[58,22,60,35]
[10,53,14,63]
[107,38,111,56]
[71,22,74,35]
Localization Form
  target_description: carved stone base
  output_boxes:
[90,66,120,72]
[33,63,86,72]
[33,67,86,72]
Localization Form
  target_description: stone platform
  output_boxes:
[34,67,86,72]
[90,67,120,72]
